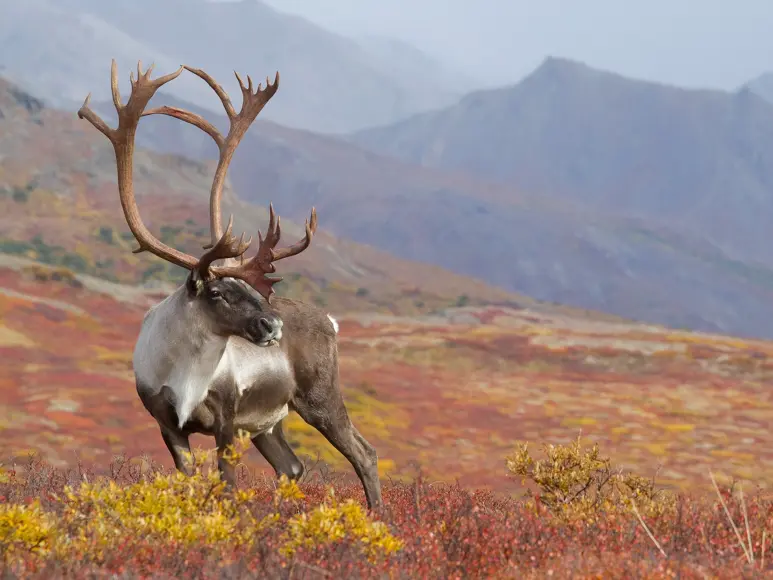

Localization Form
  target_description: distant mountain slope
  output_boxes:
[744,71,773,105]
[351,57,773,270]
[0,77,526,316]
[0,0,467,134]
[79,74,773,340]
[354,34,480,95]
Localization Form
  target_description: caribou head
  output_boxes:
[76,61,383,511]
[186,272,283,347]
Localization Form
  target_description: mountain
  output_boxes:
[10,50,773,339]
[744,70,773,104]
[351,56,773,270]
[0,77,529,315]
[354,34,480,96]
[74,67,773,340]
[0,0,467,134]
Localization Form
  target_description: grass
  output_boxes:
[1,438,772,578]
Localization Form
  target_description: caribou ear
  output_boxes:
[186,269,205,297]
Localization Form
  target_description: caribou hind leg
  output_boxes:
[252,420,305,481]
[292,389,383,511]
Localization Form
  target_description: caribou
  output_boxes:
[77,61,382,510]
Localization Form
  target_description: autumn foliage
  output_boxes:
[1,438,772,578]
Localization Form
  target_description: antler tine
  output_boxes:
[78,60,197,270]
[211,204,318,303]
[255,203,282,273]
[110,60,123,111]
[271,207,317,261]
[142,65,280,252]
[196,214,253,277]
[184,66,237,119]
[141,105,224,148]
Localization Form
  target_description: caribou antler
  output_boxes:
[143,66,280,249]
[209,204,317,301]
[141,65,318,301]
[78,61,318,302]
[77,60,204,270]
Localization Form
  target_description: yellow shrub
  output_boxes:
[1,445,401,566]
[1,431,402,565]
[275,474,306,505]
[0,500,58,557]
[60,470,272,560]
[280,487,403,561]
[506,436,674,521]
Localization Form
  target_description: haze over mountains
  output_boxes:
[3,0,773,341]
[0,0,470,134]
[745,72,773,106]
[351,57,773,269]
[78,55,773,340]
[0,76,527,317]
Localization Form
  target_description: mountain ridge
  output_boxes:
[7,62,773,340]
[350,56,773,268]
[0,0,469,134]
[0,75,532,316]
[79,72,773,340]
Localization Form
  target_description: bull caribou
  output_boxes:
[77,61,382,509]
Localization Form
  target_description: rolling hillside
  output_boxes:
[0,76,529,316]
[744,69,773,105]
[3,254,773,494]
[81,68,773,341]
[0,0,467,134]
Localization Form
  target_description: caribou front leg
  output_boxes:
[214,392,238,487]
[161,427,193,476]
[215,423,237,487]
[252,420,305,480]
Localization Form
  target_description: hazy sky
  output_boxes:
[261,0,773,91]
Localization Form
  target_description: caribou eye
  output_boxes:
[209,290,222,299]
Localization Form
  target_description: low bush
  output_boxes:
[0,438,771,578]
[506,435,674,521]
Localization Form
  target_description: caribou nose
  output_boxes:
[258,317,275,334]
[248,314,282,345]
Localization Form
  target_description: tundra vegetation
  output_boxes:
[1,437,772,578]
[3,60,773,578]
[3,256,773,576]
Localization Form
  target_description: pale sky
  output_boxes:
[261,0,773,90]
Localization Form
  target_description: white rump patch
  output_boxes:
[327,314,339,334]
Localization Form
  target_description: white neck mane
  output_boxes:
[133,287,230,428]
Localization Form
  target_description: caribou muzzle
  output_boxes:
[248,313,283,346]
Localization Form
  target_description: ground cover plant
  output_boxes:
[3,230,773,577]
[3,55,773,579]
[1,438,772,578]
[3,259,773,494]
